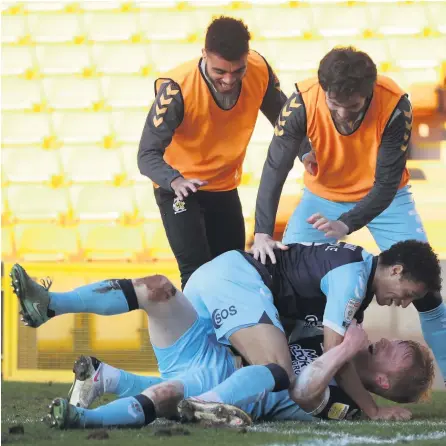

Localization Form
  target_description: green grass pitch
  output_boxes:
[2,382,446,446]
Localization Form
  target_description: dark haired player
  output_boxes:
[138,16,287,289]
[12,240,442,421]
[251,46,446,385]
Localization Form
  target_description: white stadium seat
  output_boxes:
[43,77,102,110]
[92,43,150,74]
[101,75,156,108]
[36,44,93,75]
[1,45,35,76]
[84,11,139,42]
[1,111,52,145]
[61,146,124,183]
[140,10,198,41]
[311,4,368,37]
[112,110,148,143]
[27,12,84,43]
[53,111,112,144]
[2,147,62,183]
[1,14,28,43]
[149,42,202,73]
[1,78,43,111]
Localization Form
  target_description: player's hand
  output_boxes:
[251,233,289,265]
[303,150,318,176]
[307,213,349,239]
[343,320,369,358]
[171,177,208,200]
[368,406,412,421]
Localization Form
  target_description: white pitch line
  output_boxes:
[254,427,446,446]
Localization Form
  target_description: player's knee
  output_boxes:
[265,363,291,392]
[132,275,177,306]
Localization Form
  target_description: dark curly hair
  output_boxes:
[205,16,251,61]
[379,240,442,292]
[318,46,377,101]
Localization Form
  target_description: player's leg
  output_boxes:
[48,380,185,429]
[282,189,347,244]
[178,251,294,412]
[68,355,164,408]
[154,187,212,290]
[367,185,446,383]
[201,189,246,258]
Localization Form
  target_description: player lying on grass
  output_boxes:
[45,320,433,429]
[11,240,442,422]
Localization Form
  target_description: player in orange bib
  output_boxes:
[251,47,446,387]
[138,16,286,289]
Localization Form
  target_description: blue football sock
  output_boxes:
[418,302,446,384]
[49,280,131,316]
[115,370,163,398]
[197,365,276,406]
[75,396,147,428]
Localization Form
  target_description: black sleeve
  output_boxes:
[338,96,412,233]
[313,385,362,421]
[255,92,307,235]
[260,60,288,126]
[137,81,184,191]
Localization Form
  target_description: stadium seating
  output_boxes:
[1,0,445,268]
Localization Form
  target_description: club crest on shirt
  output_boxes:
[173,198,186,215]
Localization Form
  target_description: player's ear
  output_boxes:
[391,264,403,277]
[375,373,390,390]
[202,48,207,60]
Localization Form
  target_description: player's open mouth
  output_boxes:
[368,344,375,355]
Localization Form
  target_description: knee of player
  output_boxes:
[132,275,177,305]
[265,363,292,392]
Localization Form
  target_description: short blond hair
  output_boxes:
[382,341,435,404]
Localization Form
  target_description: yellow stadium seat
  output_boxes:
[141,9,199,41]
[27,12,83,43]
[311,4,368,37]
[1,225,15,261]
[121,144,147,183]
[15,223,80,261]
[143,221,174,260]
[251,113,274,143]
[70,184,137,221]
[89,312,144,351]
[1,111,52,145]
[112,110,148,143]
[2,147,62,183]
[101,75,156,108]
[84,11,138,42]
[1,46,35,76]
[36,44,93,75]
[81,1,124,11]
[25,1,67,12]
[1,78,43,111]
[79,223,146,261]
[92,43,149,75]
[53,111,112,144]
[371,3,429,36]
[134,183,159,219]
[1,14,27,44]
[388,36,446,69]
[7,185,71,221]
[149,42,203,72]
[61,146,124,183]
[37,314,76,352]
[43,77,102,110]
